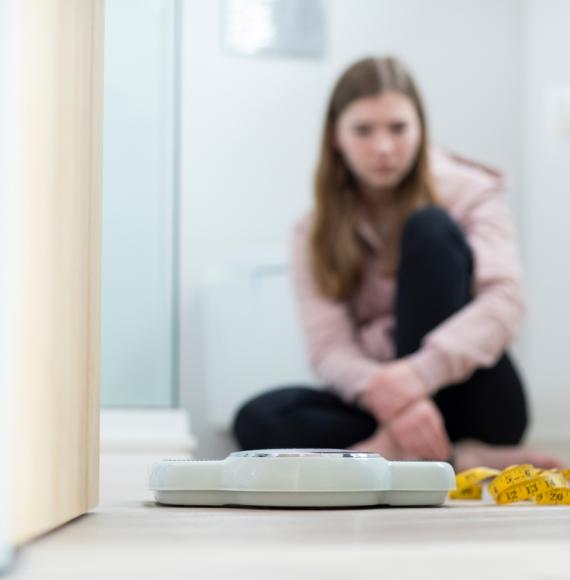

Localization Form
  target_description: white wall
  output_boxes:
[522,0,570,441]
[179,0,525,457]
[101,0,179,407]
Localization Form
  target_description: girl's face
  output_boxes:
[334,91,422,197]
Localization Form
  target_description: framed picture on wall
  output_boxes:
[221,0,326,59]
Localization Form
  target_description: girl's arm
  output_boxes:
[291,218,383,403]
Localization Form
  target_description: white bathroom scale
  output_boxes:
[149,449,456,508]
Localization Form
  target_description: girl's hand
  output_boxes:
[359,360,427,423]
[386,398,451,461]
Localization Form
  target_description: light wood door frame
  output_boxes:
[3,0,104,545]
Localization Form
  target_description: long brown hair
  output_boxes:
[311,56,437,300]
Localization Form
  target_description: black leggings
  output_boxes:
[233,207,529,450]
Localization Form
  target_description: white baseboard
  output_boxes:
[100,409,197,455]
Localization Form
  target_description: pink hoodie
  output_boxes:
[291,147,525,403]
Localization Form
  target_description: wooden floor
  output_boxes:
[8,452,570,580]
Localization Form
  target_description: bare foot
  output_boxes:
[349,428,418,460]
[454,439,565,472]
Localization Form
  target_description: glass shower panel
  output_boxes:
[102,0,179,407]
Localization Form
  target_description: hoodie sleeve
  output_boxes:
[291,218,383,403]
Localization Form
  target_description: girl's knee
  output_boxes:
[401,206,472,266]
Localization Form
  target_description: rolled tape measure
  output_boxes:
[450,465,570,505]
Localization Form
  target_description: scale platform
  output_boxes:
[149,449,456,508]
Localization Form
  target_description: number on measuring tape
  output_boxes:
[450,464,570,506]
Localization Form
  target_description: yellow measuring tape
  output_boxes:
[449,465,570,505]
